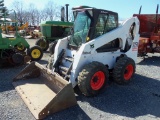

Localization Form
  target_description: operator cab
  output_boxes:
[69,6,118,49]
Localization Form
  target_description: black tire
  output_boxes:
[49,41,57,55]
[47,55,54,70]
[11,53,24,65]
[35,39,49,51]
[28,45,43,61]
[78,61,109,96]
[113,57,135,85]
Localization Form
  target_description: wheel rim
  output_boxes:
[31,49,41,59]
[90,71,105,90]
[39,40,46,49]
[17,44,25,51]
[124,64,134,80]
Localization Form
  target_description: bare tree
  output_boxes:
[23,11,30,24]
[45,1,60,21]
[41,9,48,21]
[11,0,26,25]
[68,9,73,22]
[8,0,73,27]
[27,3,37,26]
[35,10,42,25]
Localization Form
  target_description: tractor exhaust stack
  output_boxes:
[65,4,69,22]
[61,7,65,21]
[12,62,77,119]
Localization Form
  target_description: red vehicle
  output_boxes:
[133,4,160,56]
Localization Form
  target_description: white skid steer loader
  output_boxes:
[13,6,139,119]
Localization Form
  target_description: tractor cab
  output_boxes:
[69,6,118,48]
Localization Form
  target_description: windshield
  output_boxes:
[69,11,91,47]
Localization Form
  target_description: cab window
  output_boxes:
[94,14,117,38]
[104,14,117,32]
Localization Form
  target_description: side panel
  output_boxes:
[133,14,160,34]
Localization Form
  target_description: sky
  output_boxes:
[4,0,160,20]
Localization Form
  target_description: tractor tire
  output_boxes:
[28,45,43,61]
[11,53,24,65]
[47,55,54,70]
[35,39,49,51]
[113,57,135,85]
[49,41,57,55]
[78,61,109,96]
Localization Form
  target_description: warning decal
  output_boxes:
[132,42,138,51]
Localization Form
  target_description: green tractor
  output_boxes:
[0,11,43,67]
[36,21,73,52]
[0,30,43,67]
[35,4,73,54]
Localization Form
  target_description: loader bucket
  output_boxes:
[12,62,77,119]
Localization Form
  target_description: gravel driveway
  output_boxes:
[0,39,160,120]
